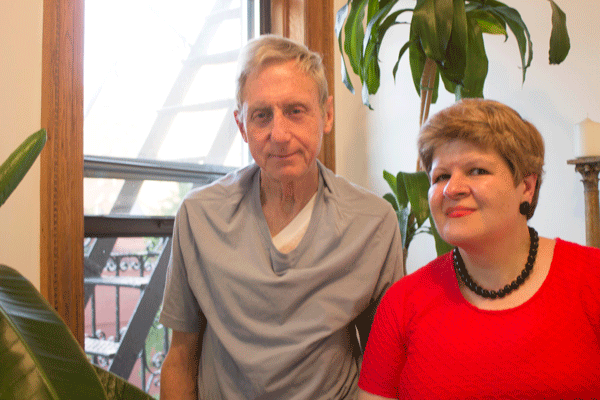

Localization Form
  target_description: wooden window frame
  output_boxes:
[41,0,335,344]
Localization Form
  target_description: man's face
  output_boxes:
[235,60,333,185]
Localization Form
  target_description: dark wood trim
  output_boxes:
[40,0,85,345]
[305,0,335,172]
[270,0,336,172]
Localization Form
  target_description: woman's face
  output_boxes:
[428,140,536,249]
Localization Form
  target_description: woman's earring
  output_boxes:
[519,201,531,216]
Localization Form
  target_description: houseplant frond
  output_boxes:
[0,264,107,400]
[548,0,570,64]
[0,129,46,208]
[383,170,452,274]
[336,0,570,106]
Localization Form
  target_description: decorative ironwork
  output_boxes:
[84,234,171,395]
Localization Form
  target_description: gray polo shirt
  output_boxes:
[159,161,402,399]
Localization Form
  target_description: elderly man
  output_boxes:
[159,35,402,400]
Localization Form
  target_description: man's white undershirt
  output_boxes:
[271,193,317,254]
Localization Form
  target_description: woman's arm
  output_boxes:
[160,329,204,400]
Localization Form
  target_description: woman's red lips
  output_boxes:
[445,207,474,218]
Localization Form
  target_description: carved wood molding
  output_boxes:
[41,0,85,345]
[568,157,600,249]
[270,0,336,172]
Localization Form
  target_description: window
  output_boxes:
[42,0,333,394]
[83,1,261,395]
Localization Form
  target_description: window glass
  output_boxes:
[84,0,256,217]
[83,2,260,396]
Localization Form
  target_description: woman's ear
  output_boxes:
[521,174,538,202]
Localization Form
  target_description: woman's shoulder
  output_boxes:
[386,251,455,301]
[553,238,600,266]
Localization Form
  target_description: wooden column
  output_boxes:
[41,0,85,345]
[269,0,336,172]
[568,157,600,249]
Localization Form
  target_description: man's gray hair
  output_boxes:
[235,34,329,118]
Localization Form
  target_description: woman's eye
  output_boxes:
[471,168,489,176]
[432,174,450,183]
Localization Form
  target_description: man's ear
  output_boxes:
[234,110,248,143]
[323,96,334,135]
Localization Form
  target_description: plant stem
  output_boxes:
[416,58,437,171]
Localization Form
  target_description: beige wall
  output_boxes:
[334,0,600,273]
[0,2,44,288]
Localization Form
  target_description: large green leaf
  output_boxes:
[335,2,355,94]
[438,0,468,85]
[0,129,46,208]
[428,216,454,256]
[412,0,454,62]
[398,171,431,227]
[344,0,369,77]
[457,14,488,98]
[92,366,153,400]
[383,170,399,203]
[465,7,507,36]
[548,0,570,64]
[487,5,532,83]
[398,206,412,250]
[0,264,107,400]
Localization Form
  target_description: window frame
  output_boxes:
[41,0,335,343]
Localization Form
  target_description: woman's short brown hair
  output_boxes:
[418,98,545,219]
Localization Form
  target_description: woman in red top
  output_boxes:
[358,99,600,399]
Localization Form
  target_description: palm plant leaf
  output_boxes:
[383,170,400,203]
[409,37,440,103]
[457,14,489,98]
[548,0,570,64]
[412,0,454,62]
[0,129,46,208]
[0,264,107,400]
[344,0,369,77]
[429,216,455,256]
[399,171,431,227]
[437,0,468,85]
[337,0,569,104]
[485,4,533,83]
[335,2,355,94]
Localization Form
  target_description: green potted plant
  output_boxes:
[336,0,570,272]
[0,130,152,400]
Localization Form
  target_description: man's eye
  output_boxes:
[286,106,305,116]
[252,111,271,121]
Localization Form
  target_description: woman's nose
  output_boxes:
[443,174,469,198]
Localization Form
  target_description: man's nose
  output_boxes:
[270,110,292,142]
[443,174,469,198]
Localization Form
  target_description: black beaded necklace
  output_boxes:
[452,227,539,299]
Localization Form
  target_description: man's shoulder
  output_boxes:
[183,163,259,205]
[319,163,394,218]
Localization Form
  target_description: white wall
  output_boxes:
[0,2,44,288]
[334,0,598,274]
